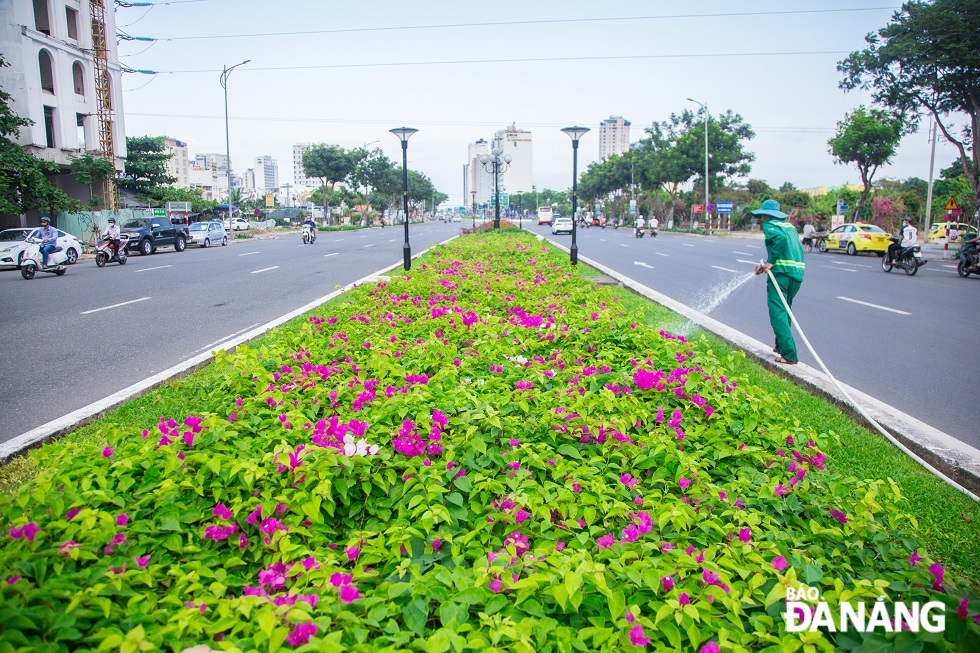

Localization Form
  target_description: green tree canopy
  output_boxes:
[828,106,905,220]
[838,0,980,208]
[118,136,175,195]
[70,154,115,211]
[302,144,355,223]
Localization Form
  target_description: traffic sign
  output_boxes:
[254,208,261,217]
[706,203,715,213]
[945,196,959,211]
[692,204,704,214]
[716,201,734,214]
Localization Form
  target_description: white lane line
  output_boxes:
[621,243,630,247]
[736,259,758,266]
[826,266,858,272]
[251,266,280,274]
[655,252,670,257]
[634,261,653,269]
[732,251,752,256]
[324,252,338,257]
[364,244,375,249]
[81,297,150,315]
[135,265,172,273]
[600,239,607,242]
[838,296,910,315]
[744,244,761,249]
[830,260,872,268]
[712,265,737,273]
[197,323,262,354]
[936,268,958,274]
[682,243,695,247]
[238,251,260,257]
[388,239,396,242]
[942,264,957,269]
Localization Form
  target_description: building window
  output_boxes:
[43,106,56,148]
[38,50,55,94]
[72,61,84,95]
[33,0,51,35]
[76,113,86,150]
[66,7,78,40]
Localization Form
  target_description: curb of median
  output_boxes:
[541,235,980,497]
[0,234,460,465]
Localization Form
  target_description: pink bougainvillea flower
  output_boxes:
[339,584,361,603]
[629,625,650,646]
[555,541,567,552]
[65,507,80,520]
[108,564,127,576]
[678,477,691,492]
[957,598,969,619]
[661,576,674,591]
[58,540,78,555]
[135,555,150,568]
[909,551,923,566]
[432,538,443,550]
[116,513,129,527]
[679,592,691,605]
[212,504,233,520]
[514,509,531,524]
[286,621,318,646]
[772,556,789,571]
[9,522,38,543]
[509,438,521,448]
[572,482,583,493]
[101,447,114,458]
[345,545,360,561]
[6,576,22,585]
[489,577,503,593]
[829,509,848,525]
[928,562,946,592]
[329,572,353,588]
[700,643,720,653]
[738,527,751,543]
[301,557,319,571]
[596,534,616,549]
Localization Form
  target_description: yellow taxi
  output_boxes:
[926,222,977,243]
[816,223,892,256]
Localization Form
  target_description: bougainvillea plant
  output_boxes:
[1,231,978,653]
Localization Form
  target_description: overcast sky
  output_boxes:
[118,0,962,207]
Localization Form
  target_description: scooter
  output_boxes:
[302,224,316,244]
[882,237,926,276]
[958,244,979,277]
[635,226,645,239]
[649,225,658,238]
[20,237,67,279]
[95,235,128,267]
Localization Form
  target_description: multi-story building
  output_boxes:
[163,137,189,188]
[492,124,533,195]
[242,168,256,199]
[254,155,279,193]
[292,143,315,188]
[0,0,127,226]
[598,115,630,161]
[466,139,492,208]
[194,153,228,173]
[188,166,227,202]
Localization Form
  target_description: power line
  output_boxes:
[154,50,853,75]
[153,7,899,41]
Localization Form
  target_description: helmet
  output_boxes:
[108,217,116,223]
[40,216,50,224]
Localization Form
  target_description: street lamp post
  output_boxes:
[479,147,512,229]
[561,126,590,265]
[687,98,710,236]
[220,59,250,223]
[389,127,418,271]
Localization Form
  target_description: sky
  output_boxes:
[117,0,964,208]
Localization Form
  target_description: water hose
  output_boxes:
[763,265,980,502]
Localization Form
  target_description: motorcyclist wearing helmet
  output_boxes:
[303,216,317,240]
[38,217,58,268]
[960,231,980,269]
[887,217,917,266]
[104,217,121,258]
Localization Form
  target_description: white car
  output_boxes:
[551,217,574,235]
[224,218,251,231]
[187,221,228,248]
[0,227,82,268]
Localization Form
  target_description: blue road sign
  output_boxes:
[716,201,734,214]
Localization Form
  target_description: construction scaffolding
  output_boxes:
[89,0,118,211]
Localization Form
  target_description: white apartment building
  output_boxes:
[163,137,189,188]
[492,124,533,195]
[194,152,228,173]
[598,116,630,161]
[188,166,227,202]
[292,143,315,188]
[0,0,126,225]
[466,139,492,208]
[254,155,279,193]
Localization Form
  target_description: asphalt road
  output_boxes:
[0,221,462,443]
[537,223,978,450]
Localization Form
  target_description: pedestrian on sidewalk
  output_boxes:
[753,200,805,365]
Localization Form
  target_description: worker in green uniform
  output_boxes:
[752,200,805,365]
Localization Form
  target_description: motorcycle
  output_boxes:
[958,244,979,277]
[635,225,645,239]
[882,236,926,276]
[302,224,316,244]
[20,237,67,279]
[95,235,128,267]
[649,225,658,238]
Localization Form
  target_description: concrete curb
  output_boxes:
[540,235,980,497]
[0,234,458,464]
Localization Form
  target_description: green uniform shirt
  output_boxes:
[762,219,805,281]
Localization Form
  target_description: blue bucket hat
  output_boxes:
[751,199,788,219]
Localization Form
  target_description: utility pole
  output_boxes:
[281,183,292,209]
[924,120,937,240]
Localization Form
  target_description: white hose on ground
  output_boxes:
[764,266,980,502]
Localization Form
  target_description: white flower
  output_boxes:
[342,434,357,457]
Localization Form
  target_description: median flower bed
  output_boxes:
[2,231,978,652]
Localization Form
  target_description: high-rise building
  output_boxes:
[0,0,127,226]
[163,138,189,188]
[598,116,631,161]
[493,124,533,195]
[293,143,315,188]
[194,153,228,172]
[254,156,279,193]
[466,139,492,208]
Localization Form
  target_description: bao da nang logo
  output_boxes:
[784,584,946,633]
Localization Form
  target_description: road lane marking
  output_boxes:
[600,239,607,242]
[736,259,758,266]
[830,260,872,268]
[732,251,752,256]
[81,297,150,315]
[744,244,761,249]
[634,261,653,269]
[364,244,375,248]
[135,265,172,273]
[388,239,396,242]
[238,251,260,256]
[826,266,858,272]
[682,243,695,247]
[712,265,737,273]
[621,243,629,247]
[324,252,338,257]
[251,266,280,274]
[196,323,262,353]
[655,252,670,257]
[838,296,910,315]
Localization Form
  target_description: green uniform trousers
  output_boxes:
[767,273,802,362]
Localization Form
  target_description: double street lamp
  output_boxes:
[561,126,590,265]
[389,127,418,271]
[479,147,512,229]
[687,98,710,236]
[220,59,250,222]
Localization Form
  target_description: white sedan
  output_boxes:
[0,227,82,268]
[224,218,252,231]
[551,217,574,235]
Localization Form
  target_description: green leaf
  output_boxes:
[557,444,582,459]
[804,564,823,584]
[565,570,583,597]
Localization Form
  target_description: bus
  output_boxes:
[537,206,553,225]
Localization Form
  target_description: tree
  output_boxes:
[838,0,980,210]
[778,181,798,193]
[70,154,115,211]
[0,55,79,221]
[827,106,905,220]
[302,144,354,224]
[746,179,773,196]
[118,136,175,195]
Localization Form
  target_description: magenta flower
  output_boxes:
[678,477,691,491]
[489,577,503,593]
[9,522,38,543]
[101,447,114,458]
[286,621,318,647]
[629,625,650,646]
[738,527,751,543]
[957,598,969,619]
[772,556,789,571]
[928,562,946,592]
[212,504,233,520]
[59,540,79,555]
[909,551,923,566]
[661,575,674,591]
[514,509,531,524]
[329,572,353,587]
[116,513,129,527]
[65,507,80,520]
[700,643,720,653]
[679,592,691,605]
[829,509,848,525]
[597,534,616,549]
[432,538,443,550]
[345,545,360,561]
[135,555,150,568]
[339,584,361,603]
[555,541,567,552]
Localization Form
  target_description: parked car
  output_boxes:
[188,221,228,248]
[926,222,977,243]
[0,227,81,268]
[121,216,187,255]
[223,218,251,231]
[817,222,891,256]
[551,216,574,235]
